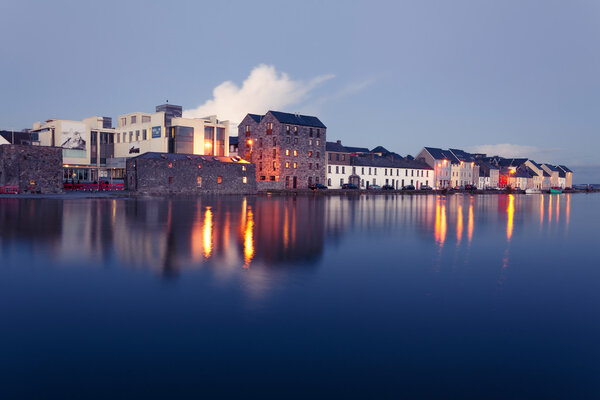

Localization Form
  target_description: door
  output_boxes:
[293,176,297,189]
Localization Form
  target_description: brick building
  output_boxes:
[125,152,256,195]
[238,111,326,190]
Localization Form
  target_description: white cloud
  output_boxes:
[183,64,334,125]
[467,143,562,162]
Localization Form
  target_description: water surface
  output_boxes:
[1,193,598,398]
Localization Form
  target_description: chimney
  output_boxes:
[336,140,341,145]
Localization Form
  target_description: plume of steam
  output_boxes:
[183,64,334,125]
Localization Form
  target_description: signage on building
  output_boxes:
[152,126,161,138]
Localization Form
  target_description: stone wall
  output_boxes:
[0,144,63,193]
[126,153,257,195]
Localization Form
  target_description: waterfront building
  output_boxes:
[30,103,230,183]
[540,164,561,188]
[0,144,63,193]
[125,152,255,194]
[238,111,327,190]
[557,165,573,188]
[416,147,460,189]
[447,148,479,187]
[475,160,499,189]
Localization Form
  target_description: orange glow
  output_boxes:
[457,204,463,245]
[205,142,211,147]
[247,139,252,145]
[556,194,560,221]
[548,195,552,224]
[467,201,474,245]
[191,201,204,262]
[283,206,289,249]
[471,162,474,167]
[540,194,544,228]
[507,194,514,241]
[434,199,447,245]
[203,206,213,258]
[243,208,254,268]
[566,194,570,228]
[509,169,515,174]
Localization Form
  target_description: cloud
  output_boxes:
[466,143,562,162]
[183,64,334,124]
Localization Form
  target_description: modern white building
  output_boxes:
[30,103,230,182]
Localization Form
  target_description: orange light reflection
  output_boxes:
[507,194,514,241]
[243,208,254,268]
[457,204,463,245]
[203,206,213,258]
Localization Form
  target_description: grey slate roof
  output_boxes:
[558,165,572,173]
[371,146,390,154]
[130,152,250,164]
[248,114,262,123]
[351,155,433,170]
[268,111,326,128]
[344,146,370,153]
[423,147,460,164]
[449,148,476,162]
[326,141,347,152]
[497,158,528,167]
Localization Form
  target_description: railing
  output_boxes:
[0,186,21,194]
[63,183,125,192]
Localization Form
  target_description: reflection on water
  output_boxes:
[0,193,575,278]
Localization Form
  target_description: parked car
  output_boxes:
[309,183,328,190]
[382,185,395,190]
[342,183,359,190]
[464,184,476,191]
[368,184,382,190]
[420,185,433,191]
[402,185,415,191]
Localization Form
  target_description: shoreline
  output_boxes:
[0,188,598,200]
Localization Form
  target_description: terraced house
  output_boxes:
[238,111,326,190]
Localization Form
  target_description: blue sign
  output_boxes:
[151,126,161,138]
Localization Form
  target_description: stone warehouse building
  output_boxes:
[0,144,63,193]
[126,152,256,195]
[238,111,326,190]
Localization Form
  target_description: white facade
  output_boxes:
[327,163,432,189]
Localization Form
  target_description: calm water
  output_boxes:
[1,193,599,398]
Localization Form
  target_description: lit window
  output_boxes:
[217,176,223,184]
[293,150,298,156]
[293,162,297,169]
[309,139,313,146]
[242,165,246,171]
[198,164,202,169]
[196,176,202,187]
[316,140,320,146]
[243,177,247,184]
[286,162,290,168]
[168,162,173,168]
[285,149,290,156]
[309,151,313,157]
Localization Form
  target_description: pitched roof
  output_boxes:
[497,158,528,167]
[371,145,390,154]
[268,111,326,128]
[449,148,476,162]
[351,155,433,170]
[423,147,460,164]
[558,165,572,173]
[248,114,262,123]
[326,141,347,152]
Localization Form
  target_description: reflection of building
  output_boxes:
[238,111,327,190]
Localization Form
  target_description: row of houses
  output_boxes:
[1,106,573,193]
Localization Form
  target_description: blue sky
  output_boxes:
[1,0,599,182]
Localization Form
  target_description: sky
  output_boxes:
[1,0,599,182]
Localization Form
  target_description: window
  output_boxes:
[294,138,298,144]
[336,166,339,173]
[286,162,290,168]
[374,169,377,175]
[273,161,276,170]
[129,132,133,142]
[342,166,345,174]
[328,165,331,173]
[309,151,313,157]
[293,126,298,135]
[197,176,202,187]
[342,155,345,161]
[259,138,263,147]
[117,134,120,143]
[242,166,246,171]
[316,139,320,146]
[293,162,297,169]
[273,149,276,158]
[340,178,344,186]
[243,177,248,184]
[373,178,376,185]
[317,129,320,138]
[309,139,313,146]
[309,163,312,170]
[361,179,364,187]
[218,176,223,184]
[142,115,151,123]
[246,125,251,133]
[362,168,364,174]
[293,150,298,156]
[131,115,137,124]
[168,177,173,185]
[405,170,408,176]
[286,137,290,143]
[266,122,273,134]
[259,150,263,160]
[260,176,266,181]
[259,162,262,171]
[143,129,147,140]
[336,154,340,161]
[286,125,290,133]
[328,178,331,186]
[411,170,414,177]
[136,130,140,141]
[168,162,173,168]
[385,169,387,176]
[310,128,313,137]
[120,117,126,126]
[316,152,320,158]
[353,167,356,174]
[308,177,312,186]
[316,163,319,169]
[123,132,126,142]
[198,164,202,169]
[369,168,372,175]
[286,149,290,156]
[286,176,290,188]
[273,137,277,146]
[397,169,399,176]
